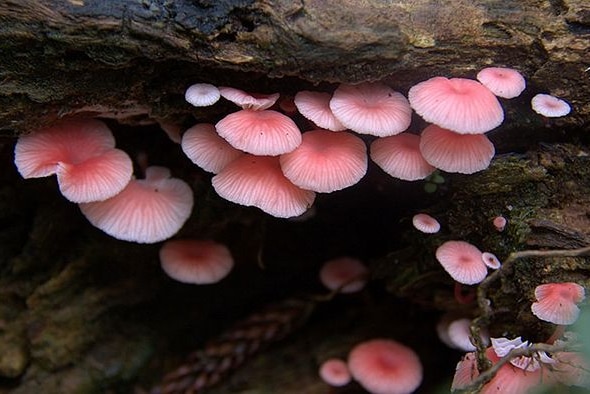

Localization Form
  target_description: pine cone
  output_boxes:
[150,296,316,394]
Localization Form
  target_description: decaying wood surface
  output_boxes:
[0,0,589,133]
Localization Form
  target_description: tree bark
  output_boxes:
[0,0,589,133]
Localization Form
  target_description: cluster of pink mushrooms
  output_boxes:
[180,67,570,220]
[316,257,423,394]
[11,66,582,393]
[411,212,589,392]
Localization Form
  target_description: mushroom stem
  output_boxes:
[454,282,476,304]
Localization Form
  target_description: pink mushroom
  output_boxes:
[348,339,423,394]
[319,358,351,387]
[181,123,243,173]
[329,82,412,137]
[318,257,368,293]
[279,130,367,193]
[159,239,234,284]
[14,118,133,203]
[447,318,479,352]
[185,83,221,107]
[419,124,495,174]
[531,282,585,325]
[493,215,507,232]
[212,155,316,218]
[481,252,502,269]
[79,166,194,243]
[436,314,489,351]
[408,77,504,134]
[452,347,556,394]
[412,213,441,234]
[215,109,302,156]
[294,91,346,131]
[218,87,279,110]
[435,240,488,285]
[476,67,526,99]
[531,94,571,117]
[370,133,436,181]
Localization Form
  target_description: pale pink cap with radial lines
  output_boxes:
[531,282,585,325]
[329,82,412,137]
[419,124,495,174]
[531,94,571,117]
[79,166,194,244]
[181,123,243,173]
[409,77,504,134]
[185,83,221,107]
[435,240,488,285]
[294,91,346,131]
[476,67,526,99]
[216,109,302,156]
[212,155,315,218]
[14,118,133,203]
[370,133,435,181]
[218,87,279,110]
[412,213,440,233]
[279,130,367,193]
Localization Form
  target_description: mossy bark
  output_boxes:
[375,143,590,341]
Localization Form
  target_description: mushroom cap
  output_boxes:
[159,239,234,284]
[319,358,351,387]
[435,240,488,285]
[447,318,479,352]
[279,130,367,193]
[370,133,436,181]
[411,213,441,233]
[531,282,585,325]
[14,118,133,203]
[437,314,489,351]
[185,83,221,107]
[493,215,507,231]
[408,77,504,134]
[451,352,480,391]
[348,339,423,394]
[476,67,526,99]
[294,91,346,131]
[181,123,243,173]
[329,82,412,137]
[79,166,194,244]
[481,348,555,394]
[490,337,555,372]
[481,252,502,269]
[56,148,133,203]
[14,118,117,179]
[531,94,571,117]
[452,348,552,394]
[318,257,368,293]
[218,87,279,110]
[212,155,316,218]
[419,124,495,174]
[215,109,302,156]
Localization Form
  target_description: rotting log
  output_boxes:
[1,1,590,393]
[0,0,589,134]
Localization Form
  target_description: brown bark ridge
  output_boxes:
[0,0,589,134]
